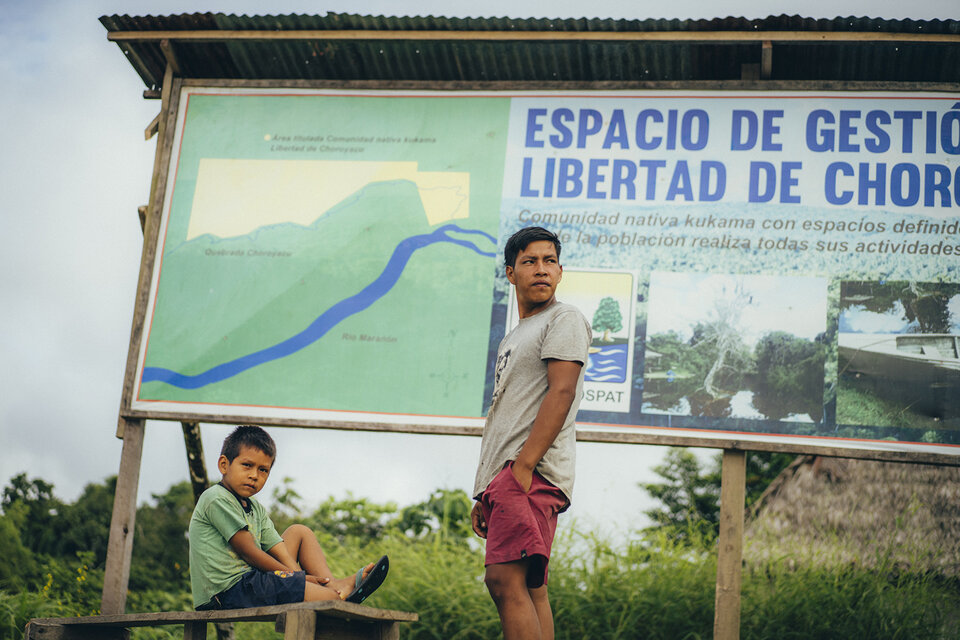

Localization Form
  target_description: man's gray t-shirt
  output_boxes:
[473,300,591,504]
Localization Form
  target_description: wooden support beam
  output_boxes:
[101,418,146,615]
[277,610,315,640]
[107,29,960,45]
[105,62,182,616]
[714,449,747,640]
[116,41,159,89]
[181,422,211,504]
[25,622,129,639]
[159,39,181,75]
[28,602,416,639]
[183,621,207,640]
[118,63,180,417]
[180,423,234,639]
[761,40,773,79]
[144,113,160,141]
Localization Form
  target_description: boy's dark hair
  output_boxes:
[220,425,277,462]
[504,226,562,269]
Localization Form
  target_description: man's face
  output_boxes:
[218,445,273,499]
[506,240,562,314]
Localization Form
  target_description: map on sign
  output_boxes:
[133,90,510,421]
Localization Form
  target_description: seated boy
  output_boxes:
[189,425,388,610]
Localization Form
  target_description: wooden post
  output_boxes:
[117,63,180,419]
[180,422,235,640]
[101,418,146,615]
[181,421,211,502]
[761,40,773,79]
[278,610,315,640]
[102,62,180,616]
[183,621,208,640]
[714,448,747,640]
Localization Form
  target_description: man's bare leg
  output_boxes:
[485,561,545,640]
[530,585,553,640]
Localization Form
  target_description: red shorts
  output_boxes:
[479,462,568,588]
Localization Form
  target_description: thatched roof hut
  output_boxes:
[746,455,960,577]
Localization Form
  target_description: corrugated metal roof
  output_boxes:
[100,13,960,91]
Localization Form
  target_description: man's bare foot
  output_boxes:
[328,562,375,599]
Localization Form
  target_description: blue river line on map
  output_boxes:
[141,224,496,389]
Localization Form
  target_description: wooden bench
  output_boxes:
[25,601,418,640]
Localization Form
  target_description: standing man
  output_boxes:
[471,226,591,640]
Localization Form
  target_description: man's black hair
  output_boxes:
[220,425,277,462]
[504,226,562,269]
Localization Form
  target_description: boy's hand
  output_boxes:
[471,502,487,539]
[305,575,331,586]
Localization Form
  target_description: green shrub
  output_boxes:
[0,590,68,640]
[551,528,717,640]
[741,559,959,640]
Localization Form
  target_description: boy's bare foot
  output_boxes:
[303,581,346,601]
[326,562,375,599]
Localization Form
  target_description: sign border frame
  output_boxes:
[118,77,960,467]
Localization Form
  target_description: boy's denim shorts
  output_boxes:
[197,569,306,610]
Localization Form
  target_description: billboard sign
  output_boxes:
[128,87,960,456]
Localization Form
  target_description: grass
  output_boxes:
[8,526,959,640]
[334,527,960,640]
[837,378,943,430]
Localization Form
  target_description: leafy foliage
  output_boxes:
[302,493,400,544]
[130,482,194,592]
[0,501,39,589]
[1,474,63,559]
[4,473,958,640]
[641,448,795,539]
[393,488,474,542]
[642,448,721,537]
[268,478,475,546]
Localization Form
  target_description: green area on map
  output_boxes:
[138,94,509,417]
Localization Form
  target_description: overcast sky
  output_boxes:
[2,0,957,540]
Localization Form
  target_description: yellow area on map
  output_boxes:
[560,270,634,300]
[186,159,470,240]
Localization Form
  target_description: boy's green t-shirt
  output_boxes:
[188,483,285,608]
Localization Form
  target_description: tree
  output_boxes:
[591,296,623,342]
[393,488,474,541]
[642,449,720,539]
[303,493,399,544]
[695,281,755,398]
[130,481,194,592]
[642,448,796,540]
[1,473,64,558]
[0,501,39,588]
[752,331,826,421]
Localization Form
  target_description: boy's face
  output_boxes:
[506,239,562,316]
[218,445,274,499]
